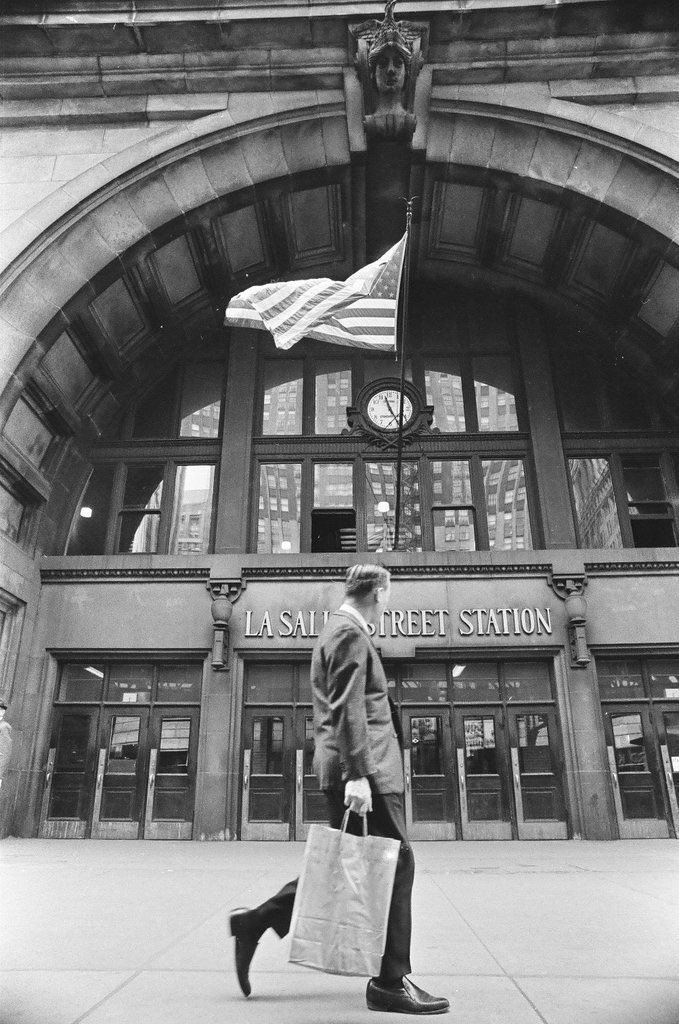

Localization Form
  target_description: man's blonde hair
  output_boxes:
[344,564,390,599]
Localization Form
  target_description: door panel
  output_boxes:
[508,709,568,839]
[39,709,99,838]
[92,709,149,839]
[655,708,679,839]
[403,710,456,839]
[296,713,325,842]
[456,709,512,839]
[241,709,293,839]
[145,709,200,840]
[604,707,669,838]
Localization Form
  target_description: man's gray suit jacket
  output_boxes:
[310,610,404,794]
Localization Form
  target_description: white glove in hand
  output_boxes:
[344,777,372,816]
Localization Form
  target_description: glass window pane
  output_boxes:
[425,361,466,432]
[55,713,91,770]
[464,717,498,773]
[612,714,648,772]
[647,659,679,701]
[4,399,53,467]
[67,465,115,555]
[262,361,303,435]
[363,359,412,387]
[257,464,301,553]
[553,349,603,432]
[410,717,442,774]
[473,356,518,431]
[132,372,177,438]
[482,459,533,550]
[597,659,645,700]
[123,466,164,509]
[504,662,552,702]
[304,716,314,775]
[169,464,214,554]
[607,372,653,430]
[517,714,554,773]
[118,512,161,553]
[58,663,105,702]
[0,481,24,543]
[108,664,152,703]
[401,664,448,703]
[432,461,475,552]
[246,664,294,703]
[180,362,223,438]
[365,462,422,552]
[157,719,190,773]
[313,464,353,508]
[433,509,476,552]
[251,716,284,774]
[315,362,352,434]
[157,664,202,703]
[107,716,140,771]
[569,458,623,549]
[453,663,500,702]
[622,459,666,505]
[298,667,312,704]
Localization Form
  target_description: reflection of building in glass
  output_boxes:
[425,370,465,431]
[365,462,422,551]
[316,368,351,434]
[258,463,301,553]
[483,459,531,550]
[569,458,623,549]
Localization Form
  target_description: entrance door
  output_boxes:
[144,709,200,840]
[91,708,150,839]
[403,710,456,839]
[295,712,325,841]
[456,708,512,840]
[654,707,679,839]
[39,709,99,838]
[241,709,293,840]
[507,708,568,839]
[603,706,669,838]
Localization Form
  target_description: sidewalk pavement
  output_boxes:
[1,838,678,1024]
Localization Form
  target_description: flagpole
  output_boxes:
[393,198,415,553]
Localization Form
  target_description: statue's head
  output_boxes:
[368,1,411,96]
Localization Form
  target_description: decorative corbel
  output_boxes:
[350,1,428,143]
[206,577,246,671]
[548,573,590,668]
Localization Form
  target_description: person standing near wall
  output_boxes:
[0,702,13,789]
[229,564,450,1015]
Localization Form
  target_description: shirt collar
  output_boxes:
[338,602,372,636]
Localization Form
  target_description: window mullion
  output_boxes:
[470,455,490,550]
[107,463,126,554]
[158,462,176,554]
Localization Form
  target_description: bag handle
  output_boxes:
[341,808,369,837]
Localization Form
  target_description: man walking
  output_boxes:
[230,564,449,1015]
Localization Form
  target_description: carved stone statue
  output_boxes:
[351,1,426,142]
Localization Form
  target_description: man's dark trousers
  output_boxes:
[247,790,414,983]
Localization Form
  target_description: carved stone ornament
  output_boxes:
[206,577,246,671]
[548,573,591,668]
[350,1,427,142]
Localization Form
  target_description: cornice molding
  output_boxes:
[584,561,679,575]
[230,563,554,582]
[40,567,210,583]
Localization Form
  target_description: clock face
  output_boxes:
[366,389,414,431]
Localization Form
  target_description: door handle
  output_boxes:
[243,772,249,789]
[405,772,410,792]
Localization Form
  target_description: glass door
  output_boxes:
[654,707,679,839]
[144,708,200,840]
[603,706,669,838]
[241,708,294,839]
[507,708,567,839]
[91,708,150,839]
[39,709,99,838]
[295,712,326,841]
[403,710,456,839]
[456,708,512,839]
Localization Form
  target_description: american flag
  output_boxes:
[224,234,407,350]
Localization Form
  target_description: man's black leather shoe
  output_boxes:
[229,908,260,997]
[366,977,450,1015]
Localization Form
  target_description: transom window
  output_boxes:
[57,661,203,704]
